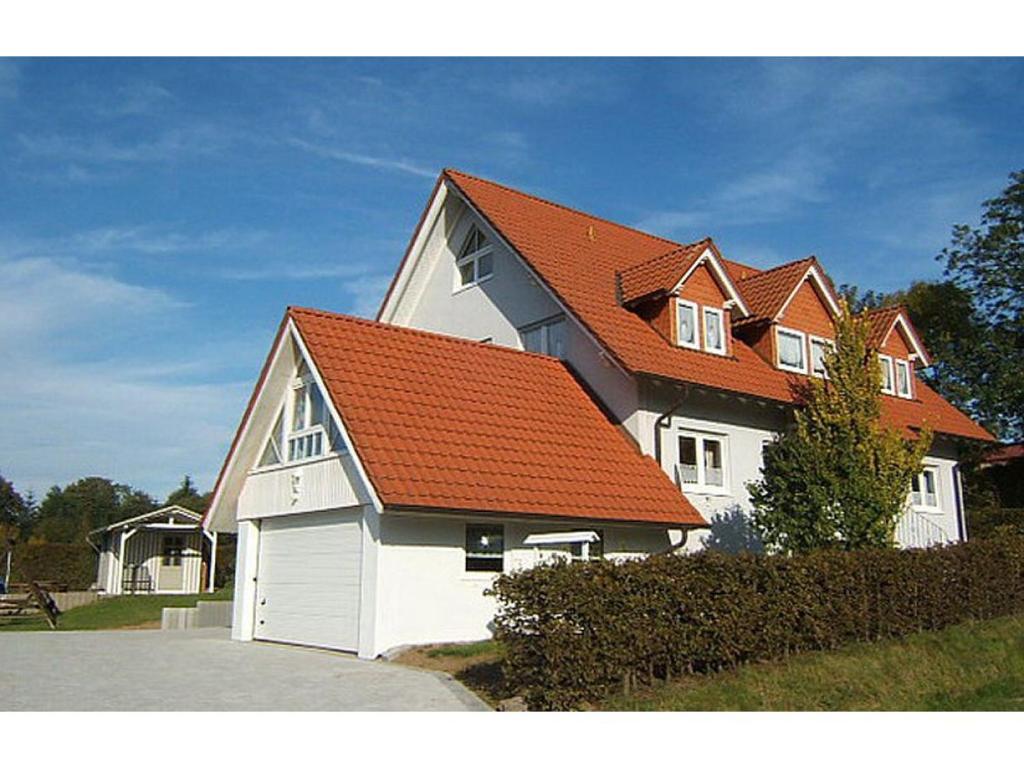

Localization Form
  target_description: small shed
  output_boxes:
[87,505,217,595]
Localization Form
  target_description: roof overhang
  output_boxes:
[776,262,842,321]
[523,530,601,545]
[669,243,752,317]
[88,505,202,537]
[884,311,932,367]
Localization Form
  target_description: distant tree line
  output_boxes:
[0,473,211,545]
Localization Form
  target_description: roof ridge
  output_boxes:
[618,239,708,276]
[738,255,816,284]
[287,306,563,364]
[444,168,685,251]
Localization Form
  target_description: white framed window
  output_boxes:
[465,524,504,572]
[286,376,329,462]
[776,327,807,373]
[911,467,940,510]
[677,431,728,494]
[879,354,895,394]
[675,299,699,350]
[455,225,494,290]
[809,336,834,378]
[520,316,567,358]
[703,307,726,355]
[895,359,913,399]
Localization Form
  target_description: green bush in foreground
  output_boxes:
[490,536,1024,710]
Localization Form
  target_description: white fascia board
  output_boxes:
[886,312,932,367]
[92,505,202,535]
[776,265,842,321]
[204,321,294,532]
[670,247,752,316]
[377,181,450,324]
[444,180,633,382]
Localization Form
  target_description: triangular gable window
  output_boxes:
[256,361,346,469]
[456,225,494,287]
[458,226,489,260]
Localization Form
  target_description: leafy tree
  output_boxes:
[748,304,932,553]
[939,170,1024,440]
[165,475,210,512]
[32,477,156,543]
[0,473,34,543]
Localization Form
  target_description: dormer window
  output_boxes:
[810,336,834,378]
[703,307,726,355]
[879,354,895,394]
[455,225,494,289]
[895,359,913,399]
[776,327,807,373]
[676,299,699,350]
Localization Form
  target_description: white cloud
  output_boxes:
[342,273,394,318]
[288,138,436,179]
[16,122,232,166]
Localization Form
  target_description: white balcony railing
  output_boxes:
[896,509,953,549]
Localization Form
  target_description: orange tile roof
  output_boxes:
[289,307,706,526]
[442,169,992,442]
[864,304,907,349]
[736,257,818,324]
[617,240,709,304]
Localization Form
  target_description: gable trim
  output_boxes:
[776,264,842,321]
[670,246,752,316]
[882,311,932,367]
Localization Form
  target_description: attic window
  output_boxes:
[255,372,345,470]
[703,307,726,355]
[455,226,493,289]
[676,299,699,350]
[810,336,834,378]
[776,327,807,373]
[895,359,913,399]
[879,354,895,394]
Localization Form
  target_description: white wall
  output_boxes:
[237,454,368,520]
[386,194,640,427]
[371,511,674,656]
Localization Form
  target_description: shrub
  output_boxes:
[489,537,1024,709]
[7,543,97,590]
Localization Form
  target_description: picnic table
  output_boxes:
[0,581,62,628]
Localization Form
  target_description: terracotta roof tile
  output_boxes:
[735,257,818,323]
[289,307,705,526]
[443,169,992,442]
[617,241,709,304]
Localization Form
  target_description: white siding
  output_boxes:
[238,454,365,521]
[372,512,673,656]
[109,529,202,594]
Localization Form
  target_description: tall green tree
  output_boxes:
[0,473,34,543]
[939,170,1024,440]
[165,475,210,512]
[32,477,156,543]
[748,305,932,553]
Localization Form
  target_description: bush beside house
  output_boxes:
[8,543,97,590]
[490,536,1024,709]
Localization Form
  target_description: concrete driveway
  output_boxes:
[0,628,488,711]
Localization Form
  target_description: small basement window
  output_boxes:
[455,226,494,289]
[777,327,807,373]
[465,524,504,572]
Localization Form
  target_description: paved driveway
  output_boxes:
[0,628,488,711]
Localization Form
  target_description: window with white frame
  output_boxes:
[776,327,807,373]
[895,359,913,399]
[465,524,504,572]
[520,316,567,358]
[676,299,699,350]
[256,364,343,469]
[911,467,939,509]
[703,307,726,355]
[879,354,895,394]
[810,336,834,378]
[455,225,494,289]
[677,432,727,492]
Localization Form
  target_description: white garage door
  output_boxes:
[255,509,362,651]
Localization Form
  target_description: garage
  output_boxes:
[254,509,362,652]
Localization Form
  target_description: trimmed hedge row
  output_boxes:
[489,537,1024,709]
[7,543,97,590]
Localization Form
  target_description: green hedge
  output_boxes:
[489,537,1024,709]
[7,543,97,590]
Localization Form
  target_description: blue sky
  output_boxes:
[1,57,1022,501]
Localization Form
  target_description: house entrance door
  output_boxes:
[158,534,185,592]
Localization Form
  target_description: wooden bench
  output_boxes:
[0,581,61,628]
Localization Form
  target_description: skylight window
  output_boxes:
[455,225,494,289]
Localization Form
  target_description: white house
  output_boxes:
[204,169,993,659]
[88,505,218,595]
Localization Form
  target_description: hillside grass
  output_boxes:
[0,588,232,632]
[602,613,1024,711]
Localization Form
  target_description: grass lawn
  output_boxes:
[394,640,508,706]
[0,588,232,632]
[603,613,1024,711]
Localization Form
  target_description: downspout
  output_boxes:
[654,383,689,468]
[953,463,967,542]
